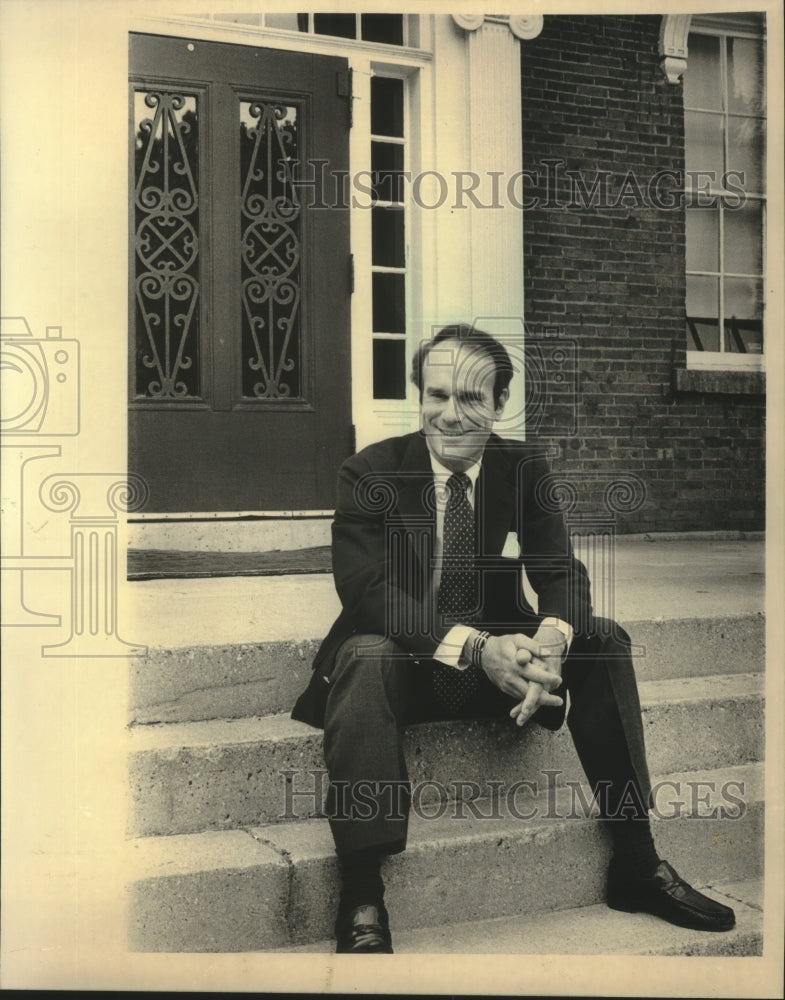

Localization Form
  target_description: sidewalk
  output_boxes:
[125,536,765,650]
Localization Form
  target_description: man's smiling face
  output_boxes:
[420,342,508,472]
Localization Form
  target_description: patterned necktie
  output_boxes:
[432,472,483,712]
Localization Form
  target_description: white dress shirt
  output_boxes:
[428,451,573,669]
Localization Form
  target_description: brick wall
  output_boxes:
[521,14,765,533]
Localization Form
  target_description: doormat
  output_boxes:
[127,546,332,581]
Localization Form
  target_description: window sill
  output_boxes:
[674,368,766,395]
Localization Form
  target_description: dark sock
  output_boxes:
[607,818,660,878]
[337,847,385,916]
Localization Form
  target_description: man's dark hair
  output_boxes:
[410,323,514,406]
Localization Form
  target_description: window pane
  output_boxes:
[371,141,405,202]
[686,275,719,351]
[372,272,406,333]
[725,275,762,317]
[684,33,722,110]
[313,13,356,39]
[372,207,405,268]
[727,115,764,193]
[724,277,763,353]
[133,90,201,399]
[373,339,407,398]
[686,207,719,272]
[727,37,765,115]
[371,77,404,137]
[685,111,724,178]
[724,318,763,354]
[724,201,763,275]
[265,14,302,31]
[361,14,404,45]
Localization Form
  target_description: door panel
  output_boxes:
[129,33,351,511]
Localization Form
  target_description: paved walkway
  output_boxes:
[124,536,765,650]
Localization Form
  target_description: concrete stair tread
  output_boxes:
[128,676,764,836]
[252,760,763,857]
[128,671,764,751]
[129,709,314,751]
[128,761,763,876]
[126,536,764,649]
[276,878,764,955]
[129,614,765,724]
[127,762,764,951]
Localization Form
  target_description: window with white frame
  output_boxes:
[194,12,415,47]
[684,13,766,370]
[370,75,408,398]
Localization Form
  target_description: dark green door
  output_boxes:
[129,33,352,511]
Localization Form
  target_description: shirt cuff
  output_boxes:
[539,616,574,653]
[433,625,475,669]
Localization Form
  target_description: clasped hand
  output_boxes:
[480,628,566,728]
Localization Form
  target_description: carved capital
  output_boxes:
[508,15,544,40]
[452,13,485,32]
[452,13,544,41]
[659,14,693,83]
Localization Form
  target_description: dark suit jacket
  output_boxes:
[291,430,593,728]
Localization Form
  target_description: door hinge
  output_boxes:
[349,253,355,294]
[337,68,353,128]
[349,423,357,454]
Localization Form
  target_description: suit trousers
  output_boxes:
[322,619,653,858]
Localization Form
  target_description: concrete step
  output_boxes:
[278,878,763,956]
[128,513,332,553]
[128,672,764,837]
[126,762,764,952]
[129,613,765,725]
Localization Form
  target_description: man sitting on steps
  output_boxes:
[292,322,735,953]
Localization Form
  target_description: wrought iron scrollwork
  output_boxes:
[133,90,201,399]
[240,101,303,400]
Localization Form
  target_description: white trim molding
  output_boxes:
[452,14,544,41]
[659,14,693,83]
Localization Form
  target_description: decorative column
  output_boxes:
[452,14,544,438]
[534,469,648,653]
[39,473,149,657]
[0,445,63,625]
[454,14,543,318]
[0,318,75,625]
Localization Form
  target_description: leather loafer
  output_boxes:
[335,903,393,953]
[607,858,735,932]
